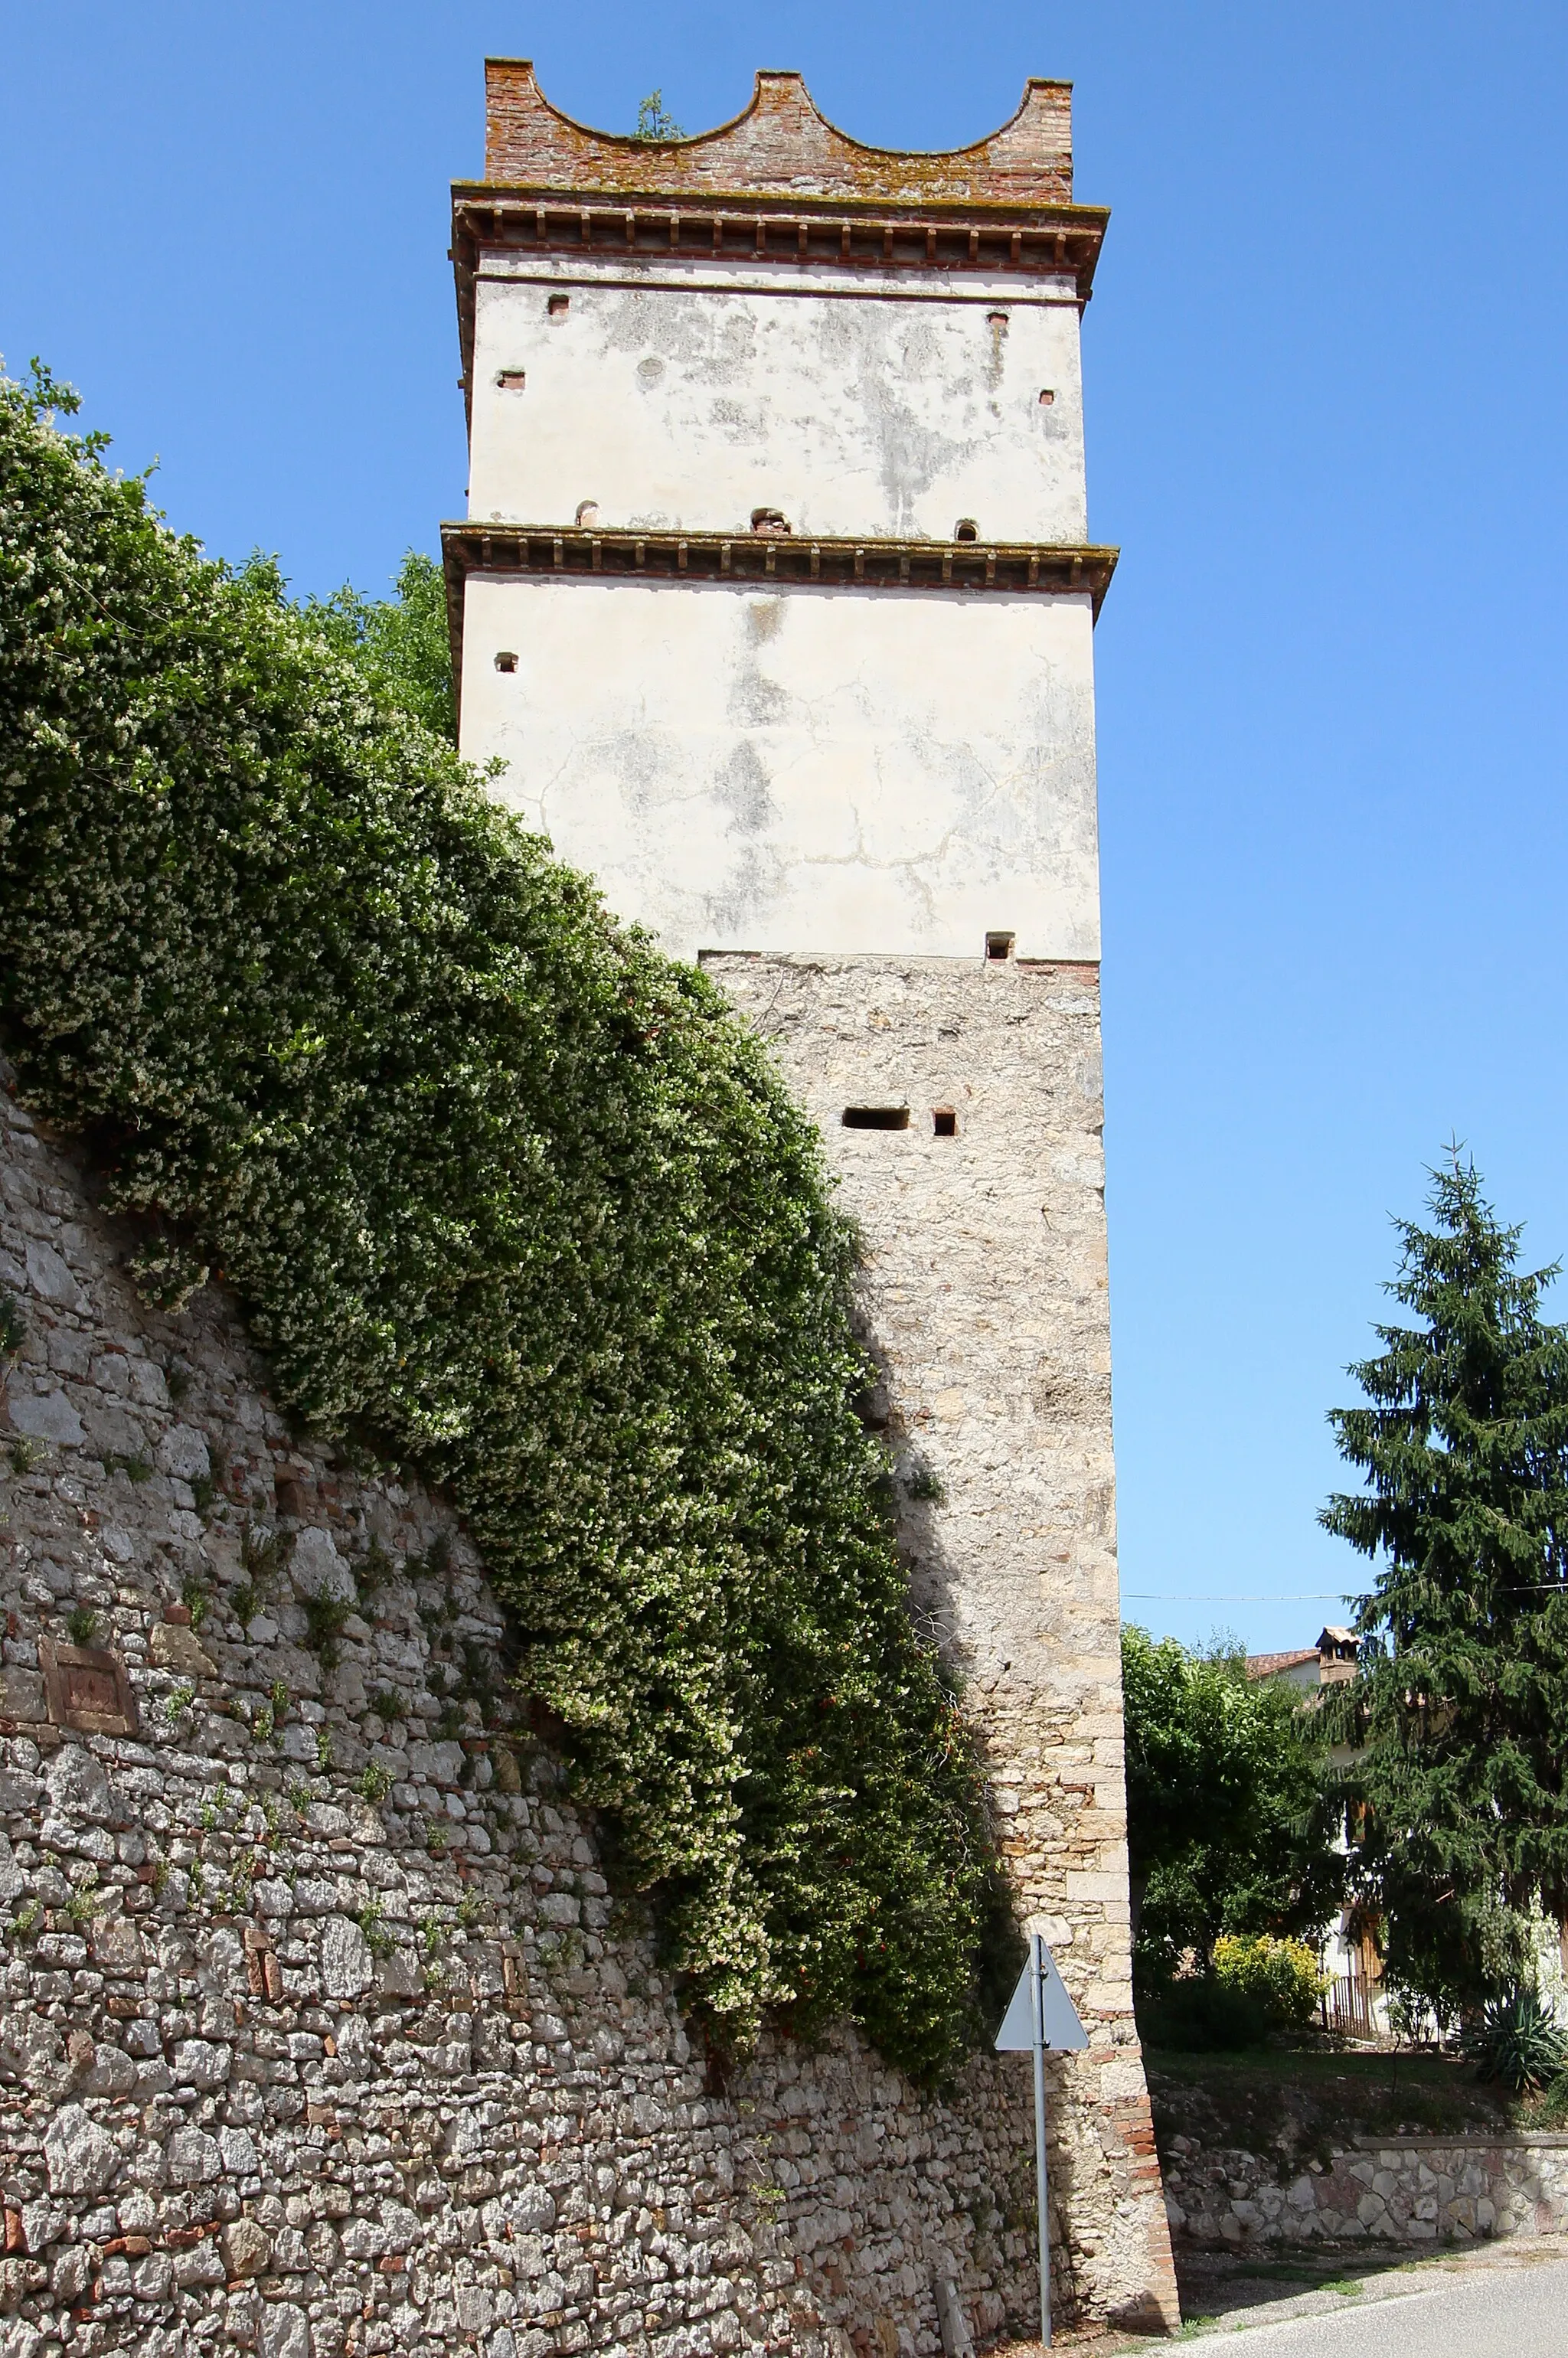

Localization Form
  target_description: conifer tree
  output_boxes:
[1323,1155,1568,2017]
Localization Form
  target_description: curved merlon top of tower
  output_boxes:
[475,58,1084,204]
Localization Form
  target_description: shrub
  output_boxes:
[1463,1986,1568,2092]
[0,362,997,2075]
[1213,1933,1326,2031]
[302,1593,351,1667]
[1139,1935,1327,2053]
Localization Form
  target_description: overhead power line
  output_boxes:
[1121,1592,1350,1603]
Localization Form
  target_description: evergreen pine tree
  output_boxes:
[1323,1155,1568,2017]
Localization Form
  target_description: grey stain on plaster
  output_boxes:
[605,289,756,387]
[698,786,786,943]
[594,727,668,822]
[708,397,766,449]
[845,317,977,537]
[712,739,776,837]
[743,595,785,644]
[984,311,1010,394]
[604,290,990,536]
[726,599,793,729]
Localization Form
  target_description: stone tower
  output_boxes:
[446,63,1178,2335]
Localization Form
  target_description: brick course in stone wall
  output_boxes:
[0,1071,1175,2356]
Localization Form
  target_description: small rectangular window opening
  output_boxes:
[547,293,570,318]
[494,651,518,673]
[842,1107,910,1131]
[1038,387,1056,406]
[933,1108,957,1138]
[985,932,1015,962]
[495,369,527,390]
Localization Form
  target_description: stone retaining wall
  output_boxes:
[0,1075,1175,2356]
[1163,2130,1568,2251]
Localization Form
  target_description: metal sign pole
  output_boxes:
[1031,1932,1052,2348]
[994,1928,1084,2353]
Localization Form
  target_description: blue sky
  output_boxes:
[5,3,1566,1654]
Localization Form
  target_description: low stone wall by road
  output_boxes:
[1163,2130,1568,2249]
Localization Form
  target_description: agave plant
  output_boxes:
[1462,1986,1568,2092]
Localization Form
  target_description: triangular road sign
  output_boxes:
[994,1934,1089,2053]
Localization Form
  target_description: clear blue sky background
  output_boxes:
[5,3,1566,1656]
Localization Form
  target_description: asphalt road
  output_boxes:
[1200,2253,1568,2356]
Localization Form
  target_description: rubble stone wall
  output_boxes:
[1162,2131,1568,2250]
[0,1073,1174,2358]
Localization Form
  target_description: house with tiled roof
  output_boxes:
[1245,1625,1359,1694]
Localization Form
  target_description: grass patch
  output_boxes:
[1511,2075,1568,2130]
[1147,2045,1517,2166]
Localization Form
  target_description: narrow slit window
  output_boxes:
[985,931,1015,961]
[933,1108,957,1138]
[841,1107,910,1131]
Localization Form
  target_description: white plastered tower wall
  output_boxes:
[466,256,1089,544]
[448,61,1179,2337]
[459,574,1100,960]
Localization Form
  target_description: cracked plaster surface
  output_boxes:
[462,576,1100,962]
[469,263,1087,547]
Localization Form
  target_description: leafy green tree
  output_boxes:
[302,551,456,745]
[1122,1625,1341,1984]
[0,361,997,2075]
[1323,1156,1568,2018]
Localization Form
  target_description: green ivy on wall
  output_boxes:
[0,365,998,2076]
